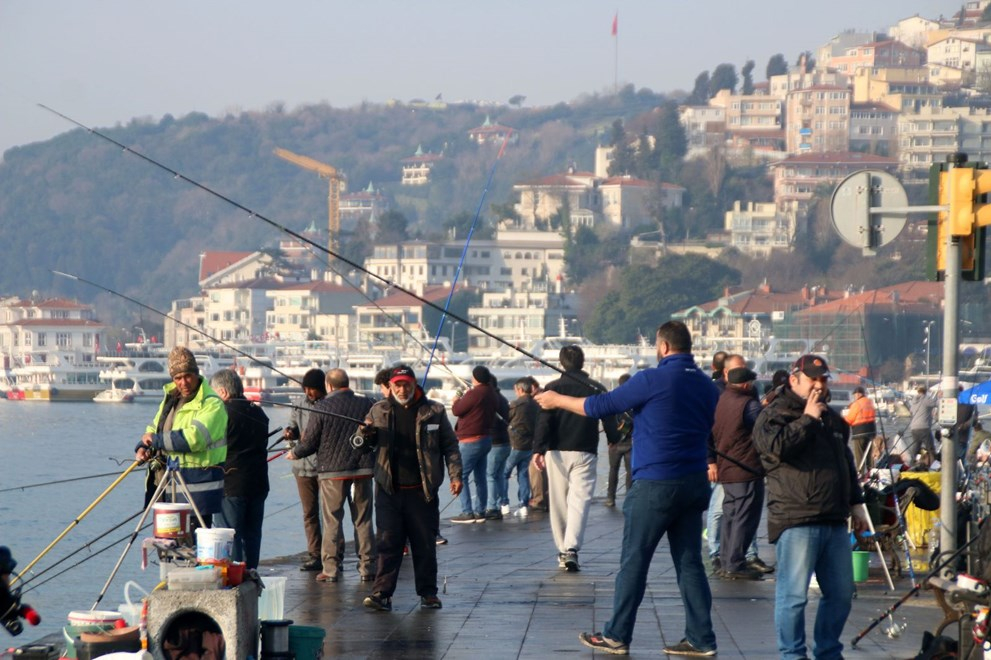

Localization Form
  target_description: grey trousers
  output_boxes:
[319,476,376,577]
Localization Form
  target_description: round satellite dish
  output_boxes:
[830,170,908,255]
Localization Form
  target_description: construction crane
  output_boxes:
[273,147,345,253]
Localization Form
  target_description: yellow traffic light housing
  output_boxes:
[947,168,991,236]
[929,162,986,280]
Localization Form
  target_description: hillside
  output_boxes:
[0,90,666,314]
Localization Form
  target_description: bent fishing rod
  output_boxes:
[40,106,585,389]
[52,269,306,390]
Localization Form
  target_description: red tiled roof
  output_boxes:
[363,284,460,308]
[794,281,943,316]
[199,251,253,282]
[275,281,354,293]
[10,318,103,327]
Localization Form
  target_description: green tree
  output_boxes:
[508,94,526,108]
[375,209,409,243]
[653,101,687,177]
[687,71,711,104]
[741,60,756,95]
[708,63,738,96]
[607,119,636,176]
[583,256,740,343]
[766,53,788,79]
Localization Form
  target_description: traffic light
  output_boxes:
[927,161,987,280]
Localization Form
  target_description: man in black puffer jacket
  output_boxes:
[752,354,868,660]
[288,369,375,583]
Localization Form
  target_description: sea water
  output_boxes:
[0,401,331,642]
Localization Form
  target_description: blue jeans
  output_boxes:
[458,437,491,515]
[774,524,854,660]
[603,474,715,651]
[487,444,512,508]
[504,449,532,506]
[218,495,266,569]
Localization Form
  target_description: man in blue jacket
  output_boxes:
[536,321,719,657]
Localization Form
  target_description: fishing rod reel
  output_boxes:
[350,425,377,451]
[0,547,40,636]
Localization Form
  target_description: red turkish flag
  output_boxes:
[611,13,618,36]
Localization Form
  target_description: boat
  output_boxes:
[92,386,134,403]
[9,349,106,402]
[97,351,173,404]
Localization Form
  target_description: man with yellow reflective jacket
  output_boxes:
[135,346,229,526]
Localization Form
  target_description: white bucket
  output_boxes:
[195,527,235,565]
[67,610,123,627]
[258,576,287,620]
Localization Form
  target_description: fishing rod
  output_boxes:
[52,270,305,389]
[40,106,581,387]
[12,459,144,585]
[421,131,512,389]
[17,511,147,595]
[0,469,130,494]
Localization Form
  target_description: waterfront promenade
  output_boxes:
[264,497,949,659]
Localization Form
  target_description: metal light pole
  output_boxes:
[924,321,934,380]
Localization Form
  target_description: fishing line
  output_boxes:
[51,270,304,389]
[40,106,580,386]
[0,470,132,494]
[421,132,512,389]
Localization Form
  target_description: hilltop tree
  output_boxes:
[652,101,687,181]
[741,60,756,94]
[708,63,738,96]
[607,119,636,176]
[509,94,526,108]
[374,209,409,244]
[583,255,740,343]
[687,71,711,104]
[766,53,788,79]
[796,51,816,72]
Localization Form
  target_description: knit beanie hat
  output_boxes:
[168,346,199,377]
[302,368,327,394]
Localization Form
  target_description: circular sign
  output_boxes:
[830,170,908,253]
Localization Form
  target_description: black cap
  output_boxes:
[302,368,326,392]
[390,365,416,383]
[853,386,866,395]
[726,367,757,384]
[792,354,830,379]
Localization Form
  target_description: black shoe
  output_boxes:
[300,557,320,571]
[435,534,448,545]
[709,556,721,575]
[363,592,392,612]
[564,549,580,572]
[420,595,442,609]
[604,498,616,507]
[450,512,476,524]
[747,556,775,574]
[483,508,503,520]
[663,639,717,656]
[721,567,764,581]
[578,631,629,655]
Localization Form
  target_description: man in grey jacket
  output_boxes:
[907,387,937,465]
[283,368,326,571]
[287,369,376,583]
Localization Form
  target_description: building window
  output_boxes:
[56,333,71,347]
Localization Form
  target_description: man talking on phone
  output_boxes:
[752,354,868,660]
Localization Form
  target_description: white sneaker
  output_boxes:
[500,504,511,516]
[515,506,528,518]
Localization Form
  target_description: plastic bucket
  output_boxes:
[117,580,149,626]
[195,527,235,564]
[152,502,192,539]
[289,625,326,660]
[258,576,288,620]
[852,550,870,582]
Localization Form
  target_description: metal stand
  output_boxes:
[91,457,206,609]
[858,503,896,591]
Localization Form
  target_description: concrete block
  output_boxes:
[146,580,259,660]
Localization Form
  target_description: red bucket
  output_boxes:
[152,502,192,539]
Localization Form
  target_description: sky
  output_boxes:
[0,0,956,156]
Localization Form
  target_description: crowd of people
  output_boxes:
[137,331,961,658]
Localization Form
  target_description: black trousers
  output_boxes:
[719,479,764,573]
[606,440,633,500]
[371,483,439,598]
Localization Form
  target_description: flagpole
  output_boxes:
[613,12,619,93]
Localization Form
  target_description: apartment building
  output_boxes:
[828,40,924,75]
[889,15,941,49]
[899,106,991,181]
[784,85,851,154]
[927,36,989,79]
[679,105,726,158]
[849,102,899,156]
[468,115,518,146]
[466,289,578,354]
[400,145,443,185]
[770,151,898,206]
[265,281,366,344]
[724,200,801,256]
[340,182,390,229]
[851,67,943,114]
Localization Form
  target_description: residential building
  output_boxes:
[849,102,899,156]
[768,66,849,99]
[724,200,801,256]
[0,297,105,364]
[889,15,942,49]
[828,40,924,75]
[784,85,851,154]
[265,281,367,344]
[400,145,443,185]
[353,284,456,348]
[709,89,786,155]
[340,182,390,229]
[816,31,882,71]
[468,115,518,146]
[927,36,989,79]
[899,106,991,181]
[466,289,578,354]
[678,105,726,158]
[770,151,898,206]
[851,67,943,114]
[363,230,567,293]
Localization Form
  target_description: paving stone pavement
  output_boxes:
[263,493,954,659]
